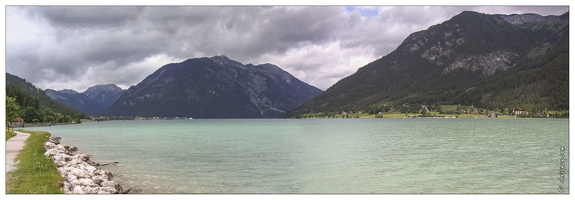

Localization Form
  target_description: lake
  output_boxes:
[24,118,569,194]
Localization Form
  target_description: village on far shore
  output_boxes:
[294,104,568,119]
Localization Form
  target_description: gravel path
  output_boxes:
[5,131,30,172]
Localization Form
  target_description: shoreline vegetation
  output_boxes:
[6,130,62,194]
[5,129,132,194]
[294,111,568,119]
[291,104,568,119]
[87,111,569,121]
[87,104,568,121]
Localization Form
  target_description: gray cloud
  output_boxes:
[5,6,569,91]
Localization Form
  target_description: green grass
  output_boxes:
[383,112,412,118]
[439,104,462,111]
[6,128,17,141]
[6,130,63,194]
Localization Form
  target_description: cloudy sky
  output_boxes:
[4,2,569,92]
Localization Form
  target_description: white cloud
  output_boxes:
[259,41,377,90]
[5,5,569,92]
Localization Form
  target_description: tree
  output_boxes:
[22,106,42,123]
[73,113,82,124]
[43,108,57,123]
[45,115,55,124]
[6,96,20,127]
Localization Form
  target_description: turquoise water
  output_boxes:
[25,118,569,194]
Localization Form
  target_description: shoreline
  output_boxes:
[43,135,137,194]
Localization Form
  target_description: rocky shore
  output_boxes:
[44,135,131,194]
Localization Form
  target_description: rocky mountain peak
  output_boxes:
[397,11,528,76]
[84,84,124,94]
[59,89,79,94]
[499,13,552,25]
[83,84,125,109]
[209,55,244,68]
[103,56,322,118]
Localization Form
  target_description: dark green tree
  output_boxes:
[22,106,42,123]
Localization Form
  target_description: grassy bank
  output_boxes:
[6,128,17,141]
[6,130,63,194]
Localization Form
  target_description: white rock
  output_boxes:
[46,138,126,194]
[63,181,73,191]
[100,180,116,188]
[83,186,100,194]
[73,185,85,194]
[99,187,118,194]
[45,142,56,149]
[61,154,71,161]
[79,178,97,187]
[57,168,68,176]
[79,154,90,161]
[71,179,82,186]
[70,168,83,176]
[43,149,59,157]
[92,175,105,185]
[52,155,63,162]
[78,171,89,179]
[56,161,67,167]
[67,173,78,181]
[66,159,79,166]
[85,165,97,175]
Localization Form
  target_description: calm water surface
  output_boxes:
[25,118,569,194]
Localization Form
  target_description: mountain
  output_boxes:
[42,84,124,116]
[44,89,105,116]
[285,11,568,117]
[82,84,125,108]
[6,73,86,117]
[102,56,322,118]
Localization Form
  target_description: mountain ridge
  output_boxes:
[285,11,568,117]
[83,84,126,108]
[103,56,322,118]
[44,89,105,116]
[42,84,126,116]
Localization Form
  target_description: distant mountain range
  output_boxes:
[6,73,85,117]
[45,89,105,116]
[285,11,569,117]
[43,84,125,116]
[84,84,126,108]
[34,56,321,118]
[102,56,322,118]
